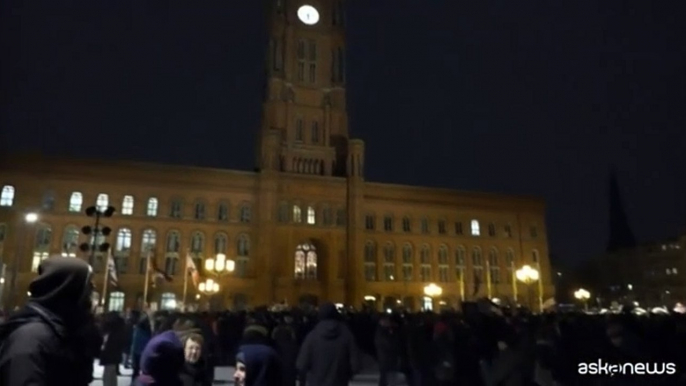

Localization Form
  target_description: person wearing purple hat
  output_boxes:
[135,330,186,386]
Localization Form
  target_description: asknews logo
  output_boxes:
[578,360,676,376]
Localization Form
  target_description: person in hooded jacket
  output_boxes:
[131,312,154,382]
[234,343,282,386]
[134,329,186,386]
[296,302,362,386]
[0,256,99,386]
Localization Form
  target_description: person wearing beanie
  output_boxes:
[135,330,186,386]
[234,342,282,386]
[296,302,361,386]
[0,256,99,386]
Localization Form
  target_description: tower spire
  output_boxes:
[606,166,636,252]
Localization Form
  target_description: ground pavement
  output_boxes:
[90,354,409,385]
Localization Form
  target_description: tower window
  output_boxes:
[297,39,317,84]
[311,121,320,143]
[295,118,304,141]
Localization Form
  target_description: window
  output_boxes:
[532,249,540,264]
[116,228,132,252]
[488,223,496,237]
[271,38,283,70]
[32,226,52,272]
[383,243,395,281]
[170,200,182,218]
[422,296,433,311]
[0,185,15,206]
[420,218,429,234]
[505,248,515,284]
[294,242,317,279]
[166,231,181,253]
[364,242,376,282]
[438,245,449,283]
[438,220,446,234]
[69,192,83,212]
[455,246,466,283]
[214,233,228,254]
[336,208,346,226]
[237,234,250,257]
[402,217,411,232]
[42,191,55,211]
[402,244,413,281]
[471,220,480,236]
[160,293,176,310]
[108,291,125,312]
[311,121,320,143]
[217,203,229,221]
[61,226,79,257]
[96,194,109,211]
[307,206,316,225]
[278,202,289,223]
[530,226,538,238]
[472,247,483,281]
[147,197,158,217]
[365,215,375,230]
[239,205,251,223]
[504,224,512,238]
[121,195,134,215]
[190,232,205,254]
[293,205,302,223]
[236,234,250,278]
[383,216,393,232]
[488,248,500,284]
[309,40,317,83]
[322,207,332,225]
[455,221,463,235]
[0,223,6,243]
[297,40,305,81]
[141,229,157,253]
[295,118,304,141]
[420,245,431,282]
[194,201,205,220]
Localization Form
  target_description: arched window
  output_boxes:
[505,248,515,284]
[214,233,228,254]
[146,197,158,216]
[69,192,83,212]
[108,291,125,312]
[420,244,431,282]
[401,243,413,281]
[61,225,79,257]
[115,228,132,252]
[0,185,15,207]
[96,194,109,211]
[166,231,180,253]
[488,222,496,237]
[489,248,500,284]
[194,201,205,220]
[294,242,317,279]
[217,202,229,221]
[140,229,156,253]
[190,232,205,254]
[42,190,55,211]
[164,255,179,276]
[307,206,316,225]
[32,225,52,272]
[239,204,251,223]
[278,202,289,222]
[236,234,250,278]
[532,249,540,264]
[364,241,376,281]
[383,243,395,281]
[160,292,177,310]
[455,246,466,283]
[122,195,134,215]
[438,245,449,282]
[471,219,480,236]
[472,247,483,281]
[293,205,302,223]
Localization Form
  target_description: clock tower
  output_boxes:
[258,0,350,177]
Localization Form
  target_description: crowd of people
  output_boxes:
[2,256,686,386]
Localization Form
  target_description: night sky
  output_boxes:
[2,1,685,267]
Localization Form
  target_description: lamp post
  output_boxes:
[201,253,234,310]
[79,205,115,309]
[423,283,443,311]
[574,288,591,312]
[7,211,39,310]
[516,265,540,312]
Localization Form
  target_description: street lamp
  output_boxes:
[423,283,443,311]
[204,253,235,275]
[574,288,591,312]
[516,265,540,312]
[25,213,38,223]
[79,205,115,308]
[198,278,220,295]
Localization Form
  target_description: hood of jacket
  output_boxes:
[314,319,347,340]
[236,343,281,386]
[138,330,184,384]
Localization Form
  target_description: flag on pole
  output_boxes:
[186,252,199,288]
[148,254,172,287]
[106,250,119,287]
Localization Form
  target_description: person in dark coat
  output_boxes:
[271,315,299,386]
[296,302,361,386]
[134,330,185,386]
[131,313,153,382]
[234,343,282,386]
[374,315,404,386]
[179,332,210,386]
[100,312,127,386]
[0,256,98,386]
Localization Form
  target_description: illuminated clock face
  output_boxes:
[297,5,320,25]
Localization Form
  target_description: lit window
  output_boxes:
[190,232,204,253]
[96,194,109,211]
[214,233,228,254]
[674,268,679,274]
[122,195,134,215]
[141,229,157,252]
[32,226,52,272]
[236,234,250,278]
[160,292,176,310]
[61,226,79,257]
[68,192,83,212]
[116,228,132,252]
[147,197,158,217]
[422,296,433,311]
[0,185,15,207]
[294,242,317,279]
[108,291,125,312]
[307,206,316,225]
[293,205,302,223]
[471,219,480,236]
